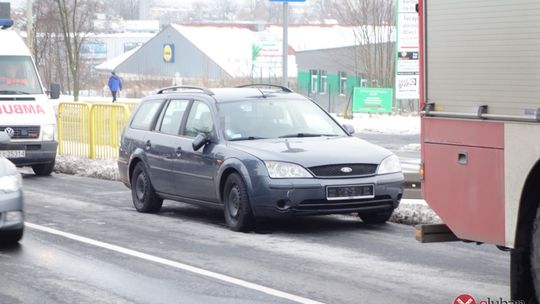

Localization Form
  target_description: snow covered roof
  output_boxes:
[171,24,255,78]
[267,24,395,51]
[94,46,141,72]
[94,23,394,78]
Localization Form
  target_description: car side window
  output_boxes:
[131,99,163,130]
[158,99,189,135]
[184,101,213,138]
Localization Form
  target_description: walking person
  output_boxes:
[108,71,122,102]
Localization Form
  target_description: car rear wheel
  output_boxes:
[223,173,254,232]
[0,228,23,245]
[131,162,163,213]
[32,160,55,176]
[359,210,394,224]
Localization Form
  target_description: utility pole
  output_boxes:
[271,0,305,87]
[281,2,288,87]
[26,0,33,53]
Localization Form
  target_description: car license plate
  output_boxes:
[326,184,375,200]
[0,150,26,158]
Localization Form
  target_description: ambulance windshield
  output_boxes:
[0,56,43,94]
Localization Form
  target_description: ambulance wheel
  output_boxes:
[32,160,55,176]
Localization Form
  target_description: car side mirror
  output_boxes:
[0,131,10,144]
[49,83,60,99]
[343,124,355,135]
[192,133,210,151]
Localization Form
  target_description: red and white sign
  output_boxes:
[454,294,476,304]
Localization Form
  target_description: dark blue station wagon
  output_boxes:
[118,85,404,231]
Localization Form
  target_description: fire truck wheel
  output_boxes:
[359,210,393,224]
[530,207,540,302]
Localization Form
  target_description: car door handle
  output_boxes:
[145,140,151,151]
[176,147,182,157]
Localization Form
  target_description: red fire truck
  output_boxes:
[417,1,540,301]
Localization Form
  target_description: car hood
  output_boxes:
[0,157,17,176]
[228,136,393,167]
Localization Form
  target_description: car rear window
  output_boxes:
[131,99,163,130]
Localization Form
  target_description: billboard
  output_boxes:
[395,0,419,100]
[353,88,393,113]
[80,42,107,61]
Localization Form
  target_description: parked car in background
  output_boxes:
[118,84,404,231]
[0,131,24,244]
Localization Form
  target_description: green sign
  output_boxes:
[353,87,393,113]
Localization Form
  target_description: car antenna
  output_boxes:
[256,88,267,98]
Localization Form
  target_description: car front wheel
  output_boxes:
[131,162,163,213]
[0,228,23,245]
[223,173,254,232]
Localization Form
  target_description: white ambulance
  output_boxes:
[0,18,59,176]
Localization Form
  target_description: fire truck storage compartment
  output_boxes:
[422,117,505,245]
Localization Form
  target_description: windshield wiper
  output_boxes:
[0,90,31,95]
[228,136,267,141]
[279,133,339,138]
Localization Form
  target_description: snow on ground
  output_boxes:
[333,113,420,135]
[399,143,421,152]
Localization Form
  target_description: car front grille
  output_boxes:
[308,164,378,178]
[0,126,40,139]
[293,195,394,214]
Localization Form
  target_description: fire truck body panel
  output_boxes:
[421,0,540,249]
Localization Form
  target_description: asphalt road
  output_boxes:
[0,172,509,304]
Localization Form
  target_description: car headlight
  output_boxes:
[42,124,57,141]
[377,154,402,175]
[264,161,313,178]
[0,173,22,192]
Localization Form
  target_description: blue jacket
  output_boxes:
[108,74,122,92]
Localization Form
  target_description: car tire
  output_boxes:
[530,205,540,303]
[223,173,254,232]
[0,228,23,245]
[131,162,163,213]
[32,160,55,176]
[359,210,394,224]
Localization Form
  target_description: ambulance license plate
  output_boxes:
[0,150,26,158]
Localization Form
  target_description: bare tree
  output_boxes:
[54,0,98,101]
[212,0,238,21]
[32,0,65,93]
[107,0,140,20]
[334,0,396,88]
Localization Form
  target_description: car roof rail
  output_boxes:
[157,85,214,95]
[236,83,293,93]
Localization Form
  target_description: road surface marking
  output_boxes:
[26,222,324,304]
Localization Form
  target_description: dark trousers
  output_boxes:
[112,90,117,102]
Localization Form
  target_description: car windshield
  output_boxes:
[218,98,347,141]
[0,56,43,95]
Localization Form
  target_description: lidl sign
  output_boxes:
[163,44,174,63]
[353,87,393,113]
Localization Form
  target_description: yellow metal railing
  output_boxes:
[57,102,133,159]
[58,103,92,158]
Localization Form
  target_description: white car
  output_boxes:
[0,131,24,245]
